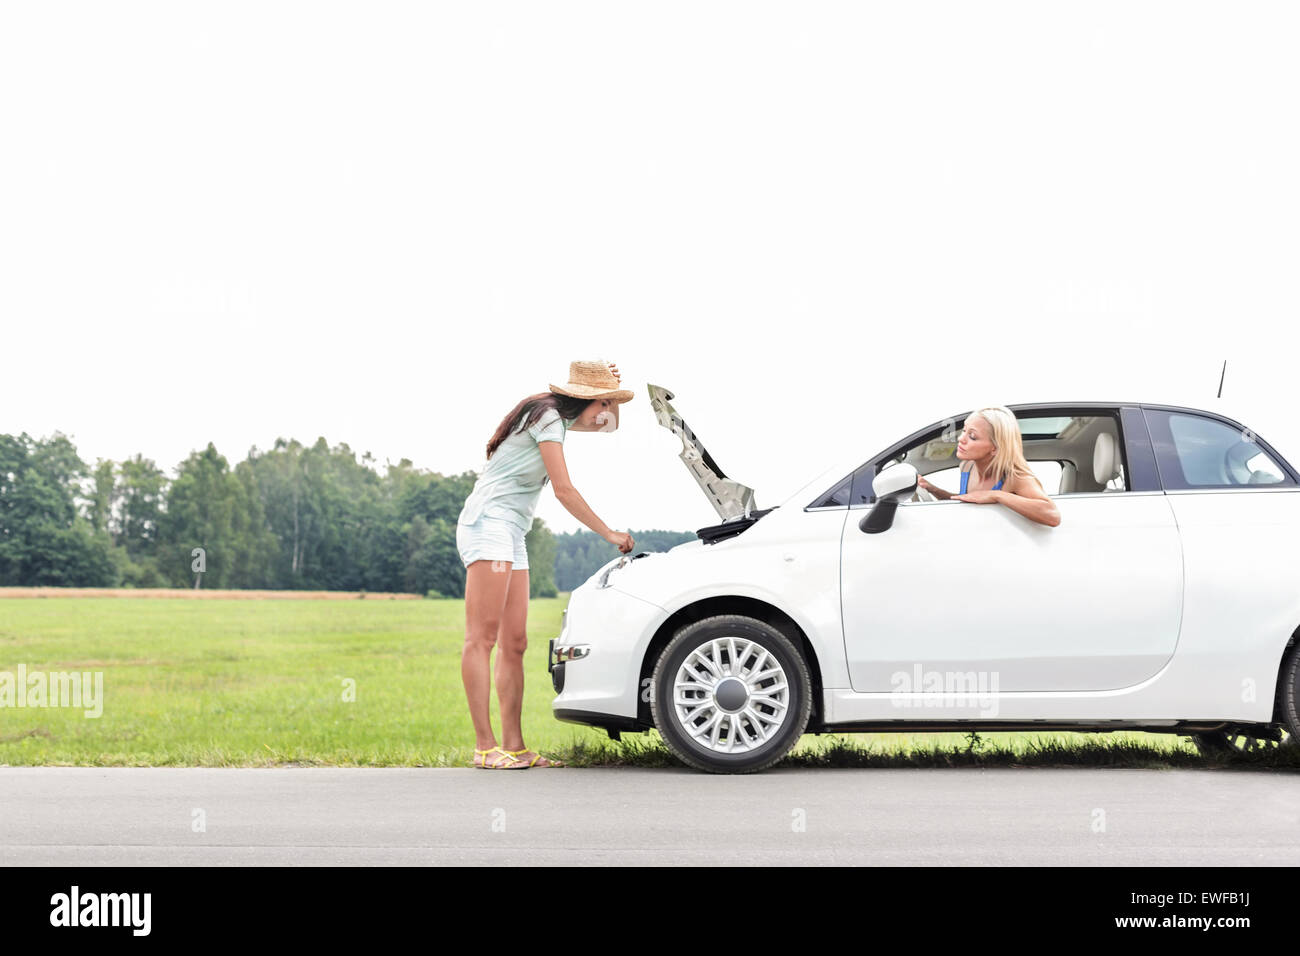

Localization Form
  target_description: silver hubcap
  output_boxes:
[673,636,790,753]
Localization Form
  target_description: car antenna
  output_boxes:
[1216,359,1227,399]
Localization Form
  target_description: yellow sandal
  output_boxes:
[473,746,526,769]
[501,748,564,768]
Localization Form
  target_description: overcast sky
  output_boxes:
[3,2,1297,535]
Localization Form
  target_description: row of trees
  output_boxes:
[0,432,694,597]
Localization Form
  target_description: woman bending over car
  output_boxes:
[455,360,637,769]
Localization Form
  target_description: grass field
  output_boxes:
[0,594,1291,769]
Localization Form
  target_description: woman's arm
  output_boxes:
[996,472,1061,527]
[918,475,956,500]
[955,473,1060,527]
[538,442,633,549]
[990,488,1060,527]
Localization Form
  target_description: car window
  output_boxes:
[1144,409,1296,490]
[1029,461,1064,494]
[851,409,1130,504]
[850,463,877,506]
[809,474,852,508]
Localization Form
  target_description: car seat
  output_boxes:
[1094,431,1121,490]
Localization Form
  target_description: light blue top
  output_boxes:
[960,463,1003,494]
[458,409,578,532]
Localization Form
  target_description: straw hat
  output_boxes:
[549,360,635,403]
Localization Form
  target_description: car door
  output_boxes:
[838,405,1185,693]
[1141,406,1300,708]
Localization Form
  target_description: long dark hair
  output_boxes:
[486,392,591,460]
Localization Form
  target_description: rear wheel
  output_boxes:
[650,614,812,774]
[1192,727,1291,755]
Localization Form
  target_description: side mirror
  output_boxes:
[859,463,918,534]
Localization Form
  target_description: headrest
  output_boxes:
[1093,432,1119,485]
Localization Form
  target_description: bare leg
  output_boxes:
[495,567,530,752]
[462,559,513,750]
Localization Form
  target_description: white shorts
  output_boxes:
[456,515,529,570]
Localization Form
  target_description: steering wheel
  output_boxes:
[910,481,937,503]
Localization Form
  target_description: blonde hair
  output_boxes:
[963,405,1040,491]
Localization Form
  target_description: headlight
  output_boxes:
[552,645,590,663]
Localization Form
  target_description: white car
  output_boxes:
[549,385,1300,773]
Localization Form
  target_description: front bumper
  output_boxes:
[553,708,646,738]
[547,583,665,725]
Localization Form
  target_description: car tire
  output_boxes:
[650,614,812,774]
[1192,643,1300,756]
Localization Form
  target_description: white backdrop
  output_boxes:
[3,2,1297,534]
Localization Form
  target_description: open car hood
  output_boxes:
[648,383,759,523]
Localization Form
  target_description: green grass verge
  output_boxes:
[559,730,1300,770]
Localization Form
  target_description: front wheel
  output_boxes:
[650,614,813,774]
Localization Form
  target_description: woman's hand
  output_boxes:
[605,530,635,553]
[608,362,621,382]
[954,489,999,504]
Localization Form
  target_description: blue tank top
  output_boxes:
[960,467,1003,494]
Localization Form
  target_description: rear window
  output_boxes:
[1144,410,1295,489]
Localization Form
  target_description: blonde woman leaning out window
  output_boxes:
[917,405,1061,528]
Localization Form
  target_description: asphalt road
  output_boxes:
[1,766,1297,865]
